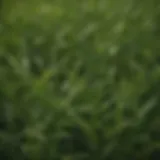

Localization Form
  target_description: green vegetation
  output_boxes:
[0,0,160,159]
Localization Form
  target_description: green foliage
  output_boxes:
[0,0,160,160]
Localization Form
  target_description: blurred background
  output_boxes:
[0,0,160,160]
